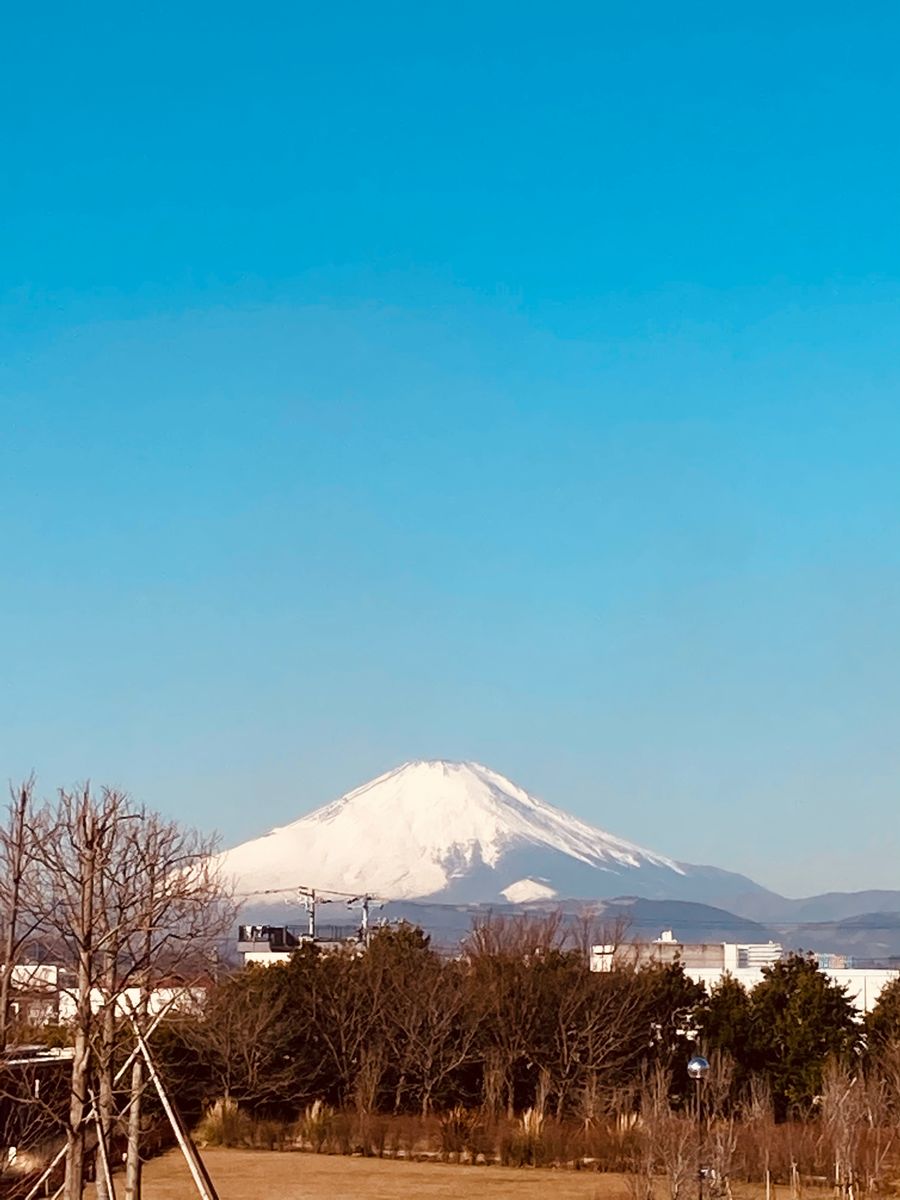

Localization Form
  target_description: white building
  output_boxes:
[242,950,292,966]
[2,963,62,1026]
[5,963,60,989]
[821,968,898,1014]
[57,983,207,1023]
[236,922,362,966]
[590,930,899,1015]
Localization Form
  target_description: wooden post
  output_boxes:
[133,1021,219,1200]
[22,1005,172,1200]
[91,1090,117,1200]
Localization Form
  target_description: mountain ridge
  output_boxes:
[220,758,900,936]
[218,758,775,910]
[220,758,900,953]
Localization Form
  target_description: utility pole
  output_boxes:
[298,888,331,941]
[296,888,315,938]
[347,894,377,946]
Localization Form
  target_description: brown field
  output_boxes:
[89,1147,824,1200]
[107,1147,634,1199]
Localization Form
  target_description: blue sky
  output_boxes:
[2,3,899,895]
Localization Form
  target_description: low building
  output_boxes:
[3,963,63,1026]
[57,980,207,1023]
[237,923,363,966]
[590,930,898,1014]
[0,962,208,1026]
[819,967,898,1014]
[237,924,305,965]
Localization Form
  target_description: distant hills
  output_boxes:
[730,890,900,923]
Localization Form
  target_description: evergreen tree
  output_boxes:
[866,974,900,1048]
[700,973,754,1096]
[748,953,860,1115]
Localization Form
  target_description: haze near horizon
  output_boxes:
[2,3,899,896]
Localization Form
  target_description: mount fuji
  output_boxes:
[219,759,774,911]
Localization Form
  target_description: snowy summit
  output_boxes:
[219,759,768,908]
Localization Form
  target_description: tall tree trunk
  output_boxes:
[0,783,31,1049]
[125,907,153,1200]
[65,810,96,1200]
[95,994,117,1200]
[30,790,230,1200]
[124,1056,143,1200]
[393,1072,406,1114]
[66,966,92,1199]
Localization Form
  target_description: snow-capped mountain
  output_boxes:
[219,759,774,910]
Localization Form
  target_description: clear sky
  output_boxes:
[2,3,899,896]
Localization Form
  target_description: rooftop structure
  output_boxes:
[237,923,364,966]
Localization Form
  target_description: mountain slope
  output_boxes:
[219,759,775,908]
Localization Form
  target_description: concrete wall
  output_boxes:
[682,965,897,1015]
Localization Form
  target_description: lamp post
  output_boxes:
[687,1055,710,1200]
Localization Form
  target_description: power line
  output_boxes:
[235,882,387,902]
[234,884,900,935]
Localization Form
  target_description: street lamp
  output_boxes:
[687,1056,709,1200]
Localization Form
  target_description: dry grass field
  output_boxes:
[87,1147,835,1200]
[102,1147,634,1199]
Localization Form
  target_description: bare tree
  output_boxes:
[92,790,137,1200]
[26,785,232,1200]
[28,786,128,1200]
[642,1065,696,1200]
[818,1058,895,1200]
[704,1052,738,1199]
[384,955,480,1117]
[535,958,647,1119]
[858,1070,894,1196]
[569,909,634,965]
[189,968,293,1108]
[465,913,567,1117]
[821,1059,864,1200]
[740,1074,773,1187]
[873,1037,900,1114]
[463,912,648,1121]
[310,944,391,1111]
[0,777,39,1049]
[117,810,231,1200]
[0,1057,67,1188]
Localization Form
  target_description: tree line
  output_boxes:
[171,915,900,1125]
